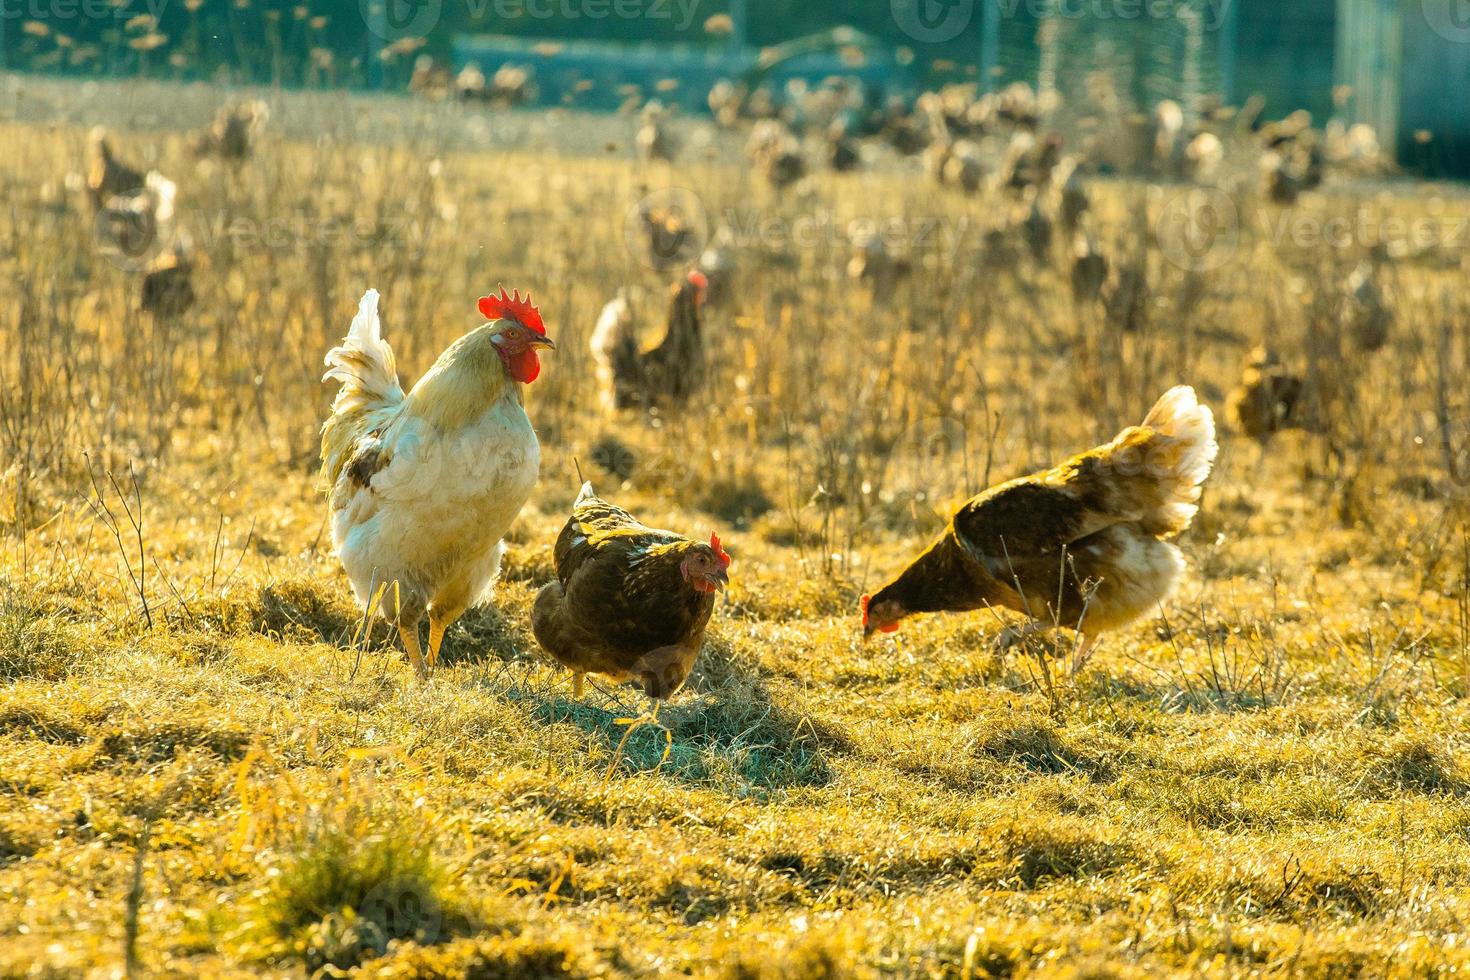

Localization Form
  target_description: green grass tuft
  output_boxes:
[253,812,477,972]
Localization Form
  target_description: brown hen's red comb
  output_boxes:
[710,532,731,568]
[478,287,545,335]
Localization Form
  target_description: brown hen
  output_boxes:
[533,483,730,702]
[862,387,1217,675]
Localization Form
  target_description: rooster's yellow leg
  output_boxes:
[426,615,448,671]
[572,672,586,699]
[399,624,428,677]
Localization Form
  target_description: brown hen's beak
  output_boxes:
[530,334,556,350]
[711,567,730,590]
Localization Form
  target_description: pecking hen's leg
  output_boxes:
[992,620,1054,653]
[1069,633,1102,679]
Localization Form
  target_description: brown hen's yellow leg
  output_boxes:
[399,624,427,678]
[426,616,448,671]
[572,672,586,699]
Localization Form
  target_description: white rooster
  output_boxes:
[320,287,554,675]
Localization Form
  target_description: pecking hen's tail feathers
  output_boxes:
[1130,385,1218,536]
[319,289,406,491]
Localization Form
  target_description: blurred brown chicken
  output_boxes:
[1228,347,1306,441]
[942,140,984,193]
[636,102,675,163]
[826,122,861,172]
[86,127,144,212]
[1341,260,1393,352]
[192,101,267,162]
[846,224,910,294]
[140,234,195,318]
[589,271,708,411]
[409,55,451,100]
[1019,192,1053,263]
[1104,263,1150,334]
[1070,232,1109,305]
[999,131,1062,193]
[633,198,701,271]
[747,121,806,192]
[1057,162,1089,234]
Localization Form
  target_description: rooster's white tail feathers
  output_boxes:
[322,289,405,415]
[576,481,596,505]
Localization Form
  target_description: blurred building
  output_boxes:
[1336,0,1470,175]
[983,0,1469,176]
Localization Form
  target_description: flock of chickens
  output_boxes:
[325,76,1396,704]
[74,75,1404,707]
[83,101,267,317]
[318,279,1218,704]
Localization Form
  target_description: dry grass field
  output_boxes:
[3,76,1470,977]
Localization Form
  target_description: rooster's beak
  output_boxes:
[531,334,556,350]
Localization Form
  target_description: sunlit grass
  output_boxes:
[0,77,1469,975]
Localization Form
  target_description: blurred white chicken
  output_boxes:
[320,287,554,675]
[95,171,177,264]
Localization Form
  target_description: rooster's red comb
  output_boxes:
[709,532,731,568]
[687,270,709,291]
[478,287,545,335]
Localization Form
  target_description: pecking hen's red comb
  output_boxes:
[478,287,545,335]
[710,532,731,568]
[860,594,898,633]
